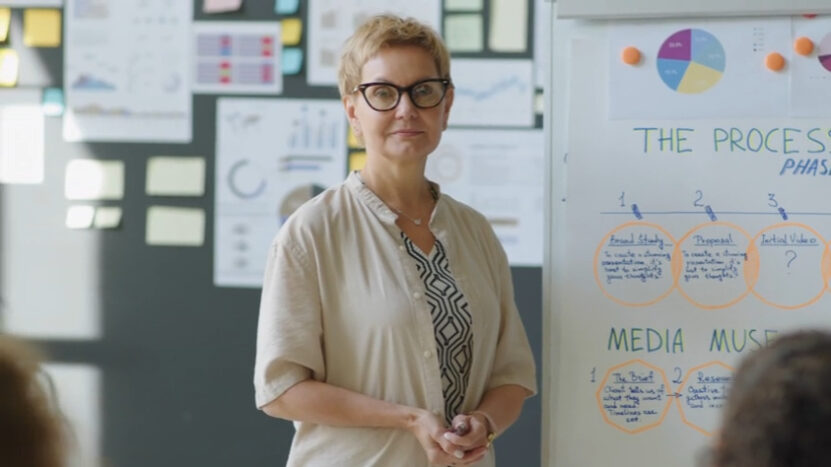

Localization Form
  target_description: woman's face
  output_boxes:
[344,45,453,167]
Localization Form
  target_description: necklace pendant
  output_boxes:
[413,218,422,226]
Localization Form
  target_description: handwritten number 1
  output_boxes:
[619,192,625,208]
[591,367,596,383]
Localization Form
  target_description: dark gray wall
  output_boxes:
[1,1,542,465]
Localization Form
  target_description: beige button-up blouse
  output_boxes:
[254,171,537,466]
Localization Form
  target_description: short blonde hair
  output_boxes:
[337,14,451,98]
[0,336,65,467]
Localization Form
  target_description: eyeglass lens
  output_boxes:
[362,80,446,111]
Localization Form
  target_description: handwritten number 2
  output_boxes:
[672,367,682,384]
[693,190,704,207]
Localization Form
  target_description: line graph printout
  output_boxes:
[307,0,440,86]
[214,98,347,288]
[790,17,831,117]
[609,18,790,119]
[63,0,192,142]
[552,37,831,467]
[448,58,534,127]
[427,129,544,266]
[192,21,282,95]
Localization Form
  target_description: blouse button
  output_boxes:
[413,291,422,300]
[399,245,405,251]
[423,350,432,359]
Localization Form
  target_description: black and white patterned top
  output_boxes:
[402,233,473,424]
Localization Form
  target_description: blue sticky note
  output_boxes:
[282,48,303,75]
[42,87,64,116]
[275,0,300,15]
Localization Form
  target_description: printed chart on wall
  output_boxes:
[306,0,440,86]
[63,0,192,142]
[427,129,544,266]
[214,98,347,287]
[552,20,831,467]
[609,19,791,119]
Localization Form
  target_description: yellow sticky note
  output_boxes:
[0,48,19,86]
[24,9,62,47]
[348,152,367,172]
[347,126,362,148]
[1,8,11,43]
[281,18,302,46]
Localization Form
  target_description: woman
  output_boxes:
[254,14,536,466]
[710,330,831,467]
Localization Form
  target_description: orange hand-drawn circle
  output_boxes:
[675,361,734,437]
[675,222,756,310]
[595,359,673,434]
[750,222,827,310]
[593,222,678,307]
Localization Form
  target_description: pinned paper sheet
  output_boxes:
[1,8,10,42]
[66,206,96,229]
[0,90,44,184]
[348,151,367,172]
[23,9,61,47]
[489,0,527,52]
[444,14,483,52]
[65,159,125,200]
[66,206,123,229]
[281,18,302,45]
[275,0,300,14]
[281,47,303,74]
[203,0,243,13]
[93,206,122,229]
[146,206,205,247]
[0,48,19,86]
[445,0,483,11]
[146,156,206,197]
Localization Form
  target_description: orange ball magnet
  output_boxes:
[765,52,786,71]
[794,36,814,56]
[621,46,642,65]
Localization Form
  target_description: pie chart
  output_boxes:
[657,29,726,94]
[818,32,831,73]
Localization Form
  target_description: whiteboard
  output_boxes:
[544,10,831,467]
[557,0,831,19]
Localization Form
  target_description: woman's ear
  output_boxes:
[343,95,361,135]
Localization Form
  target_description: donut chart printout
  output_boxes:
[552,37,831,467]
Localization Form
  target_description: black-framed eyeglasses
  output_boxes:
[353,78,451,111]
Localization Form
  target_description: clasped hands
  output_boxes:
[411,410,491,466]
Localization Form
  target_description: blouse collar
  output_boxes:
[346,171,444,227]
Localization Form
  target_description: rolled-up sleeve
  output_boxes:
[254,239,324,409]
[486,233,538,396]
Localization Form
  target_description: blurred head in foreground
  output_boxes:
[0,335,65,467]
[712,330,831,467]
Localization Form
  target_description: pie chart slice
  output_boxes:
[818,32,831,73]
[657,28,725,93]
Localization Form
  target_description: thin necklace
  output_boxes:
[357,172,438,226]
